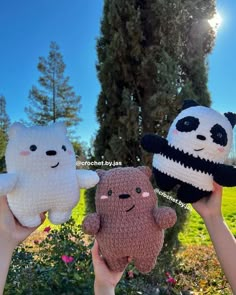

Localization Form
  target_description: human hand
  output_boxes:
[92,240,127,295]
[192,182,223,221]
[0,196,46,250]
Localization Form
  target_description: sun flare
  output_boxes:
[208,11,222,32]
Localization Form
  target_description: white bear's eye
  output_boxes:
[30,145,37,152]
[108,190,112,196]
[62,145,67,152]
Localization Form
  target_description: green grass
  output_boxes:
[39,189,86,231]
[179,187,236,245]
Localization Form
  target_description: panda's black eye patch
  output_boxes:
[176,116,200,132]
[210,124,228,147]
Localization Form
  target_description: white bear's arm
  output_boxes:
[0,173,18,196]
[76,170,99,189]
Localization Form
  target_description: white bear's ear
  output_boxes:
[53,122,67,135]
[96,169,107,180]
[137,166,152,179]
[8,122,27,139]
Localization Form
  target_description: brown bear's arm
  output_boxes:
[82,213,101,235]
[152,207,177,230]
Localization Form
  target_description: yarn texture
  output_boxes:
[82,166,176,273]
[141,100,236,203]
[0,122,99,227]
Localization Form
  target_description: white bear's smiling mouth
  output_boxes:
[194,148,204,152]
[51,162,59,168]
[126,204,135,212]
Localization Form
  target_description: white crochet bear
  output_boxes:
[0,122,99,227]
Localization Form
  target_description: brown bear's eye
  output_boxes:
[108,190,112,196]
[136,187,141,194]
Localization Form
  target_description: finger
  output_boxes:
[91,239,100,259]
[0,195,8,209]
[128,257,132,263]
[40,212,47,223]
[213,182,222,192]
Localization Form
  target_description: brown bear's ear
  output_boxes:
[96,169,106,180]
[137,166,152,179]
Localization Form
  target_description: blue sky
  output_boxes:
[0,0,235,145]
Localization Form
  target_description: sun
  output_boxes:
[208,11,223,32]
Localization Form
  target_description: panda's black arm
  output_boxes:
[213,164,236,187]
[141,134,168,154]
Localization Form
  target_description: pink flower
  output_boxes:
[165,272,171,277]
[128,270,134,278]
[166,277,177,285]
[44,226,51,233]
[61,255,74,264]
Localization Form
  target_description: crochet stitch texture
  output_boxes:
[141,100,236,203]
[0,122,99,227]
[82,166,176,273]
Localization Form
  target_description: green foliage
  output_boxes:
[179,187,236,245]
[39,189,87,230]
[0,95,10,133]
[91,0,216,264]
[0,128,7,159]
[95,0,215,167]
[85,187,96,214]
[25,41,81,131]
[5,220,94,295]
[4,220,159,295]
[0,95,10,172]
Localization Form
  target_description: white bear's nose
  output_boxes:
[46,150,57,156]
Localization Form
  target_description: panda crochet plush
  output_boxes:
[141,100,236,203]
[0,122,99,227]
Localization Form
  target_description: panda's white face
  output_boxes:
[167,106,233,163]
[5,123,76,174]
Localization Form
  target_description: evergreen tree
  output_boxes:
[0,95,10,134]
[25,42,81,129]
[94,0,215,167]
[0,95,10,171]
[86,0,216,276]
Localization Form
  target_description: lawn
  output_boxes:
[38,187,236,246]
[18,187,235,294]
[179,187,236,245]
[39,189,86,230]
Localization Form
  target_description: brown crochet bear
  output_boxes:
[82,166,177,273]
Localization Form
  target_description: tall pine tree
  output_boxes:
[94,0,215,167]
[25,42,81,129]
[86,0,216,277]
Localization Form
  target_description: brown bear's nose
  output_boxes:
[119,194,130,199]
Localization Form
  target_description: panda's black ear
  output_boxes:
[182,99,200,110]
[224,112,236,128]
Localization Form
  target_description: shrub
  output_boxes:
[4,219,153,295]
[5,219,94,295]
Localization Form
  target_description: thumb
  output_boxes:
[91,239,100,259]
